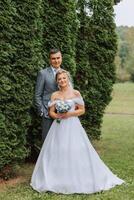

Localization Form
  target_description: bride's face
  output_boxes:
[57,73,69,88]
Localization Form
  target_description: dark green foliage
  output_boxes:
[42,0,78,76]
[75,0,117,139]
[0,0,44,173]
[0,0,16,171]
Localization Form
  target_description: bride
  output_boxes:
[30,69,124,194]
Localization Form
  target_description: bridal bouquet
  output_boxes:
[55,101,71,123]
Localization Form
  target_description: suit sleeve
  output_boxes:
[35,70,46,116]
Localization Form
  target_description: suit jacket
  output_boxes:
[35,67,58,118]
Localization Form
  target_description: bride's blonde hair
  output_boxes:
[56,69,70,81]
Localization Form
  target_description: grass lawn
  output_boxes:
[105,82,134,114]
[0,82,134,200]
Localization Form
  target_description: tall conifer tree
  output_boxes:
[75,0,117,139]
[0,0,43,172]
[0,0,15,171]
[42,0,78,76]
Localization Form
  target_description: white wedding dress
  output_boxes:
[30,97,124,194]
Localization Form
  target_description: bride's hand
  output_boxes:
[57,112,71,119]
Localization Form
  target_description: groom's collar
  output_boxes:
[51,66,61,73]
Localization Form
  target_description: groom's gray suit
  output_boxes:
[35,67,58,141]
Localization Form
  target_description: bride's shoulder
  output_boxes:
[72,90,84,105]
[73,90,82,98]
[49,92,60,107]
[51,91,60,100]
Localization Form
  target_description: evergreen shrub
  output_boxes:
[75,0,117,139]
[0,0,43,176]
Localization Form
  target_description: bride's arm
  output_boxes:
[62,90,85,118]
[72,104,85,116]
[49,93,62,119]
[63,104,85,118]
[49,105,58,119]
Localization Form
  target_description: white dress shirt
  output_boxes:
[51,66,60,77]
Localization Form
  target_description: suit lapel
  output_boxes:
[47,67,55,80]
[47,67,58,89]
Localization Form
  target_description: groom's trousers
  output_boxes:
[42,117,53,142]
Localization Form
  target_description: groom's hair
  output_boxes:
[49,48,61,57]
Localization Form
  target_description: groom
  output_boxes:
[35,49,62,142]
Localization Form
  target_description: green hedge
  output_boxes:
[42,0,78,76]
[75,0,117,139]
[0,0,43,172]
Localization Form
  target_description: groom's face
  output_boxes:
[50,51,62,69]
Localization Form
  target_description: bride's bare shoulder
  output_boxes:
[73,90,81,98]
[51,91,60,100]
